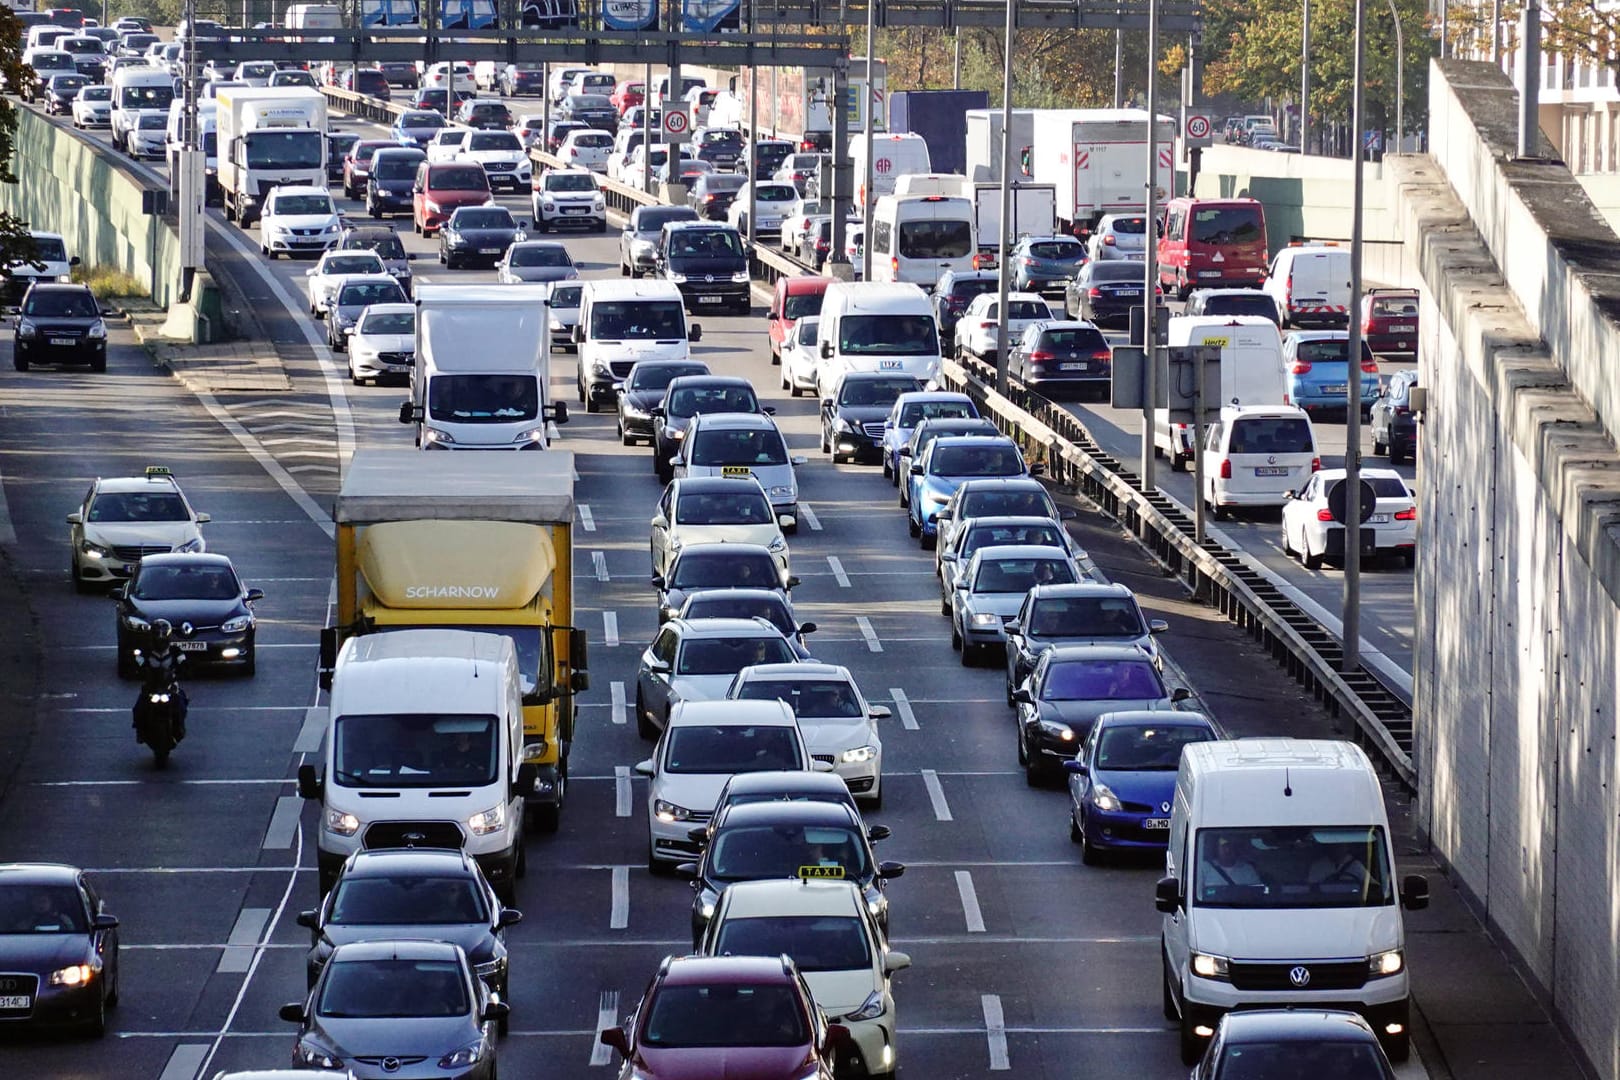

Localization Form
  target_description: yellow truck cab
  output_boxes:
[321,451,588,832]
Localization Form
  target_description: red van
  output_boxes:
[411,161,492,236]
[767,276,831,365]
[1157,197,1268,298]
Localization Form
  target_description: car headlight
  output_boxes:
[593,195,605,209]
[16,318,36,338]
[1368,948,1404,977]
[324,808,360,836]
[424,198,442,213]
[540,198,555,209]
[1038,719,1075,741]
[833,418,857,434]
[80,540,110,559]
[653,799,691,822]
[221,615,253,633]
[321,223,338,234]
[622,398,649,418]
[845,989,885,1022]
[591,359,614,377]
[176,537,204,553]
[439,1041,486,1068]
[669,426,686,440]
[423,427,455,446]
[468,802,507,836]
[87,320,107,339]
[632,239,655,255]
[668,272,687,283]
[731,270,751,282]
[49,963,94,987]
[767,485,792,498]
[841,745,876,764]
[123,614,151,631]
[925,489,950,505]
[699,898,716,919]
[970,612,1001,628]
[1090,782,1122,812]
[767,535,786,553]
[513,426,547,444]
[295,1041,343,1068]
[1191,952,1230,980]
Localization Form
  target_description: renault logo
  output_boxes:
[1160,801,1171,813]
[1288,965,1312,987]
[381,1058,402,1073]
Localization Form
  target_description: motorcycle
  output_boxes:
[132,649,187,767]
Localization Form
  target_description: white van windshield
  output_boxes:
[333,713,499,788]
[1194,826,1393,908]
[837,314,938,357]
[589,299,685,340]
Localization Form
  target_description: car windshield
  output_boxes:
[573,133,612,148]
[689,427,788,467]
[272,194,332,216]
[734,678,862,718]
[324,255,383,276]
[1095,723,1213,771]
[1028,596,1145,637]
[711,915,871,973]
[962,522,1064,557]
[468,132,519,151]
[1091,262,1146,283]
[670,229,744,258]
[1106,216,1149,236]
[589,300,686,340]
[453,208,512,229]
[318,958,469,1019]
[244,129,322,169]
[782,291,823,320]
[1191,205,1264,244]
[88,490,186,522]
[547,172,595,192]
[1201,294,1277,319]
[402,111,444,129]
[1041,658,1164,701]
[1295,338,1375,364]
[1006,299,1048,320]
[338,282,405,307]
[897,399,974,425]
[932,444,1022,477]
[913,422,996,454]
[642,984,807,1047]
[131,563,240,601]
[839,377,916,407]
[898,219,973,259]
[838,314,939,357]
[427,374,538,423]
[709,822,870,883]
[794,318,819,346]
[1211,1039,1395,1080]
[971,556,1076,593]
[755,183,796,202]
[344,233,407,260]
[668,383,759,417]
[670,549,780,591]
[509,244,568,267]
[332,713,498,788]
[550,284,582,308]
[675,634,795,676]
[1369,295,1418,317]
[629,363,704,391]
[137,113,165,129]
[1194,826,1394,909]
[664,723,801,773]
[24,289,96,317]
[1040,327,1108,351]
[1228,417,1314,454]
[682,596,793,636]
[960,489,1054,518]
[1027,239,1084,260]
[328,875,489,925]
[675,490,774,525]
[373,153,424,180]
[83,86,111,100]
[359,310,413,335]
[432,166,488,191]
[0,884,86,934]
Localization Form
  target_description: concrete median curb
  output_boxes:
[127,305,293,393]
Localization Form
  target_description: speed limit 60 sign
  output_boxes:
[1184,113,1213,147]
[662,105,691,141]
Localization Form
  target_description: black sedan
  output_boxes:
[43,73,90,115]
[654,542,795,623]
[297,848,521,1029]
[13,282,105,372]
[0,863,120,1035]
[616,359,710,446]
[1065,259,1157,327]
[439,206,525,269]
[280,939,504,1080]
[112,552,263,678]
[820,371,922,465]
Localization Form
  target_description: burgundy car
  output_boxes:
[600,955,846,1080]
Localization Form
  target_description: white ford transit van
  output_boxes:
[868,193,976,288]
[1156,315,1287,469]
[815,281,942,387]
[298,629,534,902]
[1263,243,1352,328]
[1156,738,1429,1065]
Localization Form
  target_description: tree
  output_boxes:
[1543,0,1620,79]
[0,8,41,272]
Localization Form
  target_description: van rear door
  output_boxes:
[1219,412,1316,501]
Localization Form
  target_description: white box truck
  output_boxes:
[964,108,1035,183]
[1029,108,1177,236]
[297,628,535,900]
[402,284,569,450]
[1154,314,1288,470]
[215,86,328,226]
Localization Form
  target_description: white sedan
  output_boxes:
[71,83,111,127]
[345,302,415,386]
[649,475,790,581]
[727,662,888,806]
[725,181,799,236]
[304,249,387,317]
[953,291,1052,363]
[780,315,820,398]
[1280,467,1417,569]
[422,61,474,93]
[557,128,614,173]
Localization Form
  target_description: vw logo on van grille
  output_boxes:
[1288,965,1312,987]
[1266,454,1277,465]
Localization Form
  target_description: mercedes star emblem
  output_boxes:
[1288,965,1312,987]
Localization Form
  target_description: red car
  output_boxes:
[768,275,832,365]
[610,78,645,114]
[412,161,492,236]
[342,139,399,201]
[1362,287,1419,355]
[600,955,846,1080]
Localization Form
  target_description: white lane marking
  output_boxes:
[827,555,850,587]
[610,681,626,725]
[579,503,596,531]
[589,990,620,1066]
[0,464,17,545]
[602,611,620,647]
[217,908,271,974]
[293,707,327,754]
[955,871,986,933]
[890,688,917,730]
[609,866,629,929]
[800,503,821,530]
[921,769,953,822]
[158,1044,209,1080]
[593,551,610,582]
[194,392,334,540]
[855,615,882,652]
[261,796,302,849]
[614,765,632,818]
[982,993,1010,1071]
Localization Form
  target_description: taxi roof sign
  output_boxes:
[798,865,846,879]
[144,465,173,477]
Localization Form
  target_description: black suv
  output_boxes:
[1009,319,1113,399]
[657,221,751,315]
[13,282,105,371]
[693,127,745,171]
[1370,368,1419,466]
[933,269,999,341]
[820,371,922,465]
[365,146,426,220]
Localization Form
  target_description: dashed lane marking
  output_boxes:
[921,769,953,821]
[589,990,620,1066]
[615,765,632,818]
[158,1044,209,1080]
[217,908,271,974]
[593,551,610,582]
[293,707,327,754]
[610,867,629,929]
[579,503,596,531]
[983,994,1010,1070]
[603,611,620,647]
[889,688,917,730]
[261,796,301,849]
[800,503,821,530]
[610,681,626,725]
[955,870,986,933]
[855,616,882,652]
[827,555,850,587]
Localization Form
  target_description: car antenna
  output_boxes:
[1283,768,1293,798]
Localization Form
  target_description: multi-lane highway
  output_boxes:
[0,98,1429,1079]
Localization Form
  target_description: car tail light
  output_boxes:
[1091,348,1112,363]
[1394,405,1410,416]
[1290,360,1312,374]
[891,257,900,277]
[1103,234,1116,246]
[1219,458,1232,479]
[1030,350,1055,363]
[979,320,995,331]
[1395,507,1417,520]
[1360,356,1380,374]
[1316,508,1335,522]
[1022,257,1037,266]
[815,240,829,253]
[1088,288,1102,298]
[1311,457,1321,472]
[704,194,716,202]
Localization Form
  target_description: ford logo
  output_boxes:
[1288,965,1311,987]
[402,832,426,844]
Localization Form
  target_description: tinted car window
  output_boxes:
[898,219,972,259]
[712,915,871,972]
[1038,327,1108,351]
[709,823,870,879]
[1295,338,1375,363]
[1191,205,1264,243]
[1028,596,1144,636]
[1095,724,1214,770]
[669,549,778,588]
[1228,417,1314,454]
[318,958,469,1018]
[329,876,488,924]
[630,363,706,390]
[132,563,240,600]
[675,490,773,524]
[24,289,97,317]
[665,724,800,771]
[431,166,488,191]
[1091,262,1145,283]
[838,377,917,406]
[1042,658,1164,700]
[0,884,86,932]
[931,444,1022,476]
[1027,239,1084,259]
[642,984,807,1047]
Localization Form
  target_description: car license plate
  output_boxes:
[1116,289,1141,297]
[562,207,585,213]
[0,995,30,1009]
[722,466,752,478]
[1391,324,1415,332]
[878,360,903,370]
[50,337,76,346]
[1323,384,1346,394]
[1254,466,1289,477]
[175,641,208,652]
[698,296,724,304]
[1060,362,1089,372]
[1143,818,1171,829]
[478,248,500,254]
[1198,270,1221,278]
[1370,513,1391,524]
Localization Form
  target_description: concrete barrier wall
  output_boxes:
[1192,144,1402,257]
[1407,60,1620,1080]
[0,108,179,308]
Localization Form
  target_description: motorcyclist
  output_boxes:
[134,619,187,742]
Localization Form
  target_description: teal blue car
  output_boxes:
[905,435,1031,547]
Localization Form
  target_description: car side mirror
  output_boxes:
[883,950,911,974]
[650,513,667,529]
[66,511,82,524]
[108,583,126,600]
[278,1002,305,1023]
[398,401,421,425]
[295,910,318,929]
[1171,687,1192,703]
[296,762,322,800]
[633,758,655,777]
[819,340,833,358]
[790,455,807,466]
[304,267,317,276]
[796,621,817,635]
[650,575,665,589]
[1283,489,1296,500]
[245,587,265,602]
[786,576,800,589]
[1401,874,1430,910]
[1012,687,1033,705]
[868,705,891,720]
[877,860,905,880]
[674,860,701,878]
[1154,875,1182,913]
[497,907,524,928]
[93,912,119,930]
[820,397,835,410]
[810,758,836,773]
[600,1026,630,1056]
[1063,759,1088,775]
[517,219,528,230]
[1149,619,1169,634]
[514,762,538,797]
[867,824,891,842]
[909,463,923,476]
[483,1000,510,1022]
[69,255,81,266]
[1028,462,1045,476]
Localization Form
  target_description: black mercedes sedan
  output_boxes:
[438,205,525,270]
[0,863,120,1035]
[616,358,711,446]
[112,552,263,678]
[819,371,922,466]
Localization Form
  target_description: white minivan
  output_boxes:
[1156,315,1287,470]
[574,279,701,411]
[298,629,534,901]
[868,193,976,288]
[1200,404,1318,518]
[1263,243,1352,328]
[1157,738,1429,1065]
[815,281,942,394]
[850,131,932,208]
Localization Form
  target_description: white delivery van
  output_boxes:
[297,629,535,901]
[1200,404,1318,517]
[1157,738,1429,1065]
[1263,243,1352,329]
[815,281,942,388]
[892,173,968,197]
[868,193,976,288]
[1156,315,1287,469]
[574,279,701,410]
[851,132,932,208]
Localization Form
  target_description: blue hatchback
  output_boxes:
[390,109,447,148]
[1284,331,1380,414]
[906,435,1029,546]
[1064,710,1220,862]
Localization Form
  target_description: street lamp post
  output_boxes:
[1300,0,1310,153]
[1386,0,1403,153]
[860,0,876,282]
[993,0,1015,394]
[1343,0,1366,674]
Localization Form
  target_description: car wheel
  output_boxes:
[1180,1009,1205,1065]
[1169,453,1187,473]
[1069,812,1083,844]
[72,558,93,594]
[881,458,892,480]
[1209,499,1229,522]
[116,639,137,680]
[907,513,920,537]
[1280,527,1293,557]
[1162,952,1179,1021]
[1079,818,1102,865]
[1390,439,1409,466]
[1024,755,1045,787]
[1383,1029,1411,1063]
[647,841,672,876]
[585,393,599,414]
[84,985,106,1038]
[13,352,27,372]
[349,356,361,385]
[949,619,962,651]
[1372,428,1388,456]
[242,648,256,678]
[1303,543,1323,570]
[959,640,975,667]
[940,592,951,617]
[635,687,658,740]
[1402,549,1415,569]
